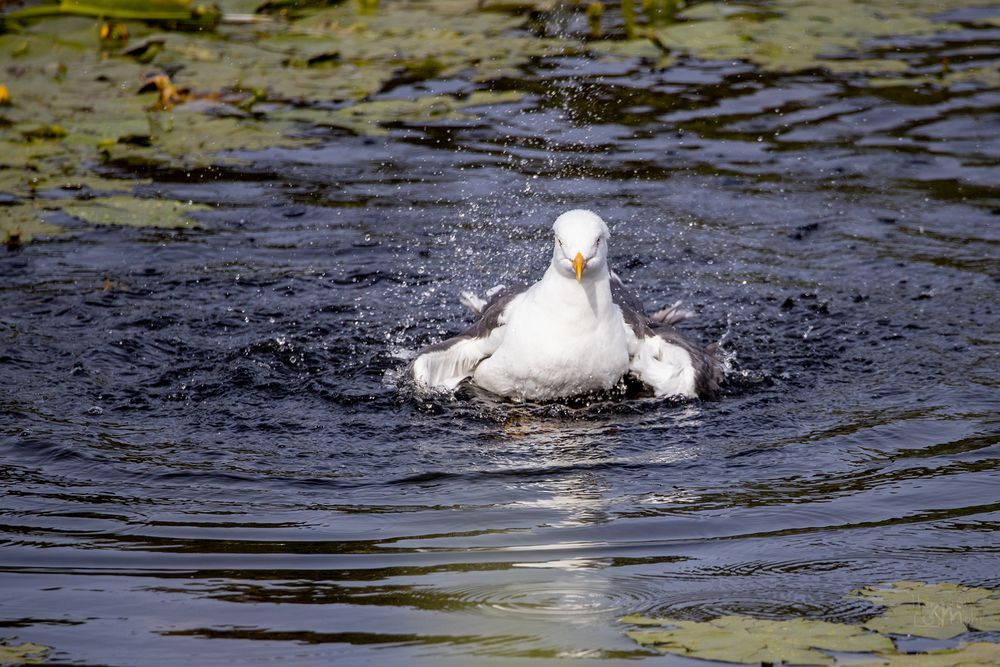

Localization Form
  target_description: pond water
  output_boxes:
[2,2,999,664]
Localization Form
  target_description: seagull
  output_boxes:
[411,209,722,401]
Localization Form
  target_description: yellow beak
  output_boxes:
[572,252,586,282]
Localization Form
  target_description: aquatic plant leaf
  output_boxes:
[971,612,1000,632]
[314,90,524,136]
[868,69,1000,90]
[590,38,671,62]
[860,642,1000,666]
[619,614,673,626]
[122,37,166,62]
[858,581,996,607]
[21,124,68,140]
[854,581,1000,639]
[1,202,64,244]
[257,0,349,14]
[8,0,221,28]
[0,640,52,665]
[865,606,967,641]
[650,0,1000,86]
[62,196,208,228]
[98,112,313,169]
[0,137,142,198]
[66,0,197,19]
[623,614,894,665]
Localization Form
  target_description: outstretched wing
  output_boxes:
[411,335,500,391]
[610,275,722,399]
[628,323,722,399]
[411,284,528,391]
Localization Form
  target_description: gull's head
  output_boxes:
[551,209,610,282]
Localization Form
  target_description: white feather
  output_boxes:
[411,334,501,391]
[627,335,697,398]
[459,291,486,315]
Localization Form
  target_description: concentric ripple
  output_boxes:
[444,578,663,621]
[638,589,878,625]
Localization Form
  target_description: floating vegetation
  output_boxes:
[872,643,1000,666]
[2,0,998,244]
[622,582,1000,665]
[62,195,208,228]
[0,0,576,243]
[621,0,681,37]
[649,0,1000,85]
[1,202,64,247]
[855,581,1000,640]
[0,639,52,665]
[623,614,893,665]
[7,0,223,30]
[313,90,525,136]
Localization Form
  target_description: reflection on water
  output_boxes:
[2,1,1000,664]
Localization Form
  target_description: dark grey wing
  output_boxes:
[466,283,529,338]
[611,276,722,399]
[610,273,651,336]
[411,283,529,390]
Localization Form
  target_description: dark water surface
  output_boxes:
[2,8,1000,665]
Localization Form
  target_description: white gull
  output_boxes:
[411,209,721,400]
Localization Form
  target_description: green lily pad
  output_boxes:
[109,111,311,168]
[1,202,64,245]
[20,124,68,140]
[590,37,673,63]
[7,0,222,29]
[854,581,1000,639]
[623,614,894,665]
[308,90,524,136]
[0,0,570,245]
[860,642,1000,666]
[0,640,52,666]
[0,0,572,192]
[650,0,1000,86]
[62,195,209,228]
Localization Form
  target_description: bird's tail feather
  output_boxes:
[459,291,486,315]
[651,300,694,325]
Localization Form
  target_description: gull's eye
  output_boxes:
[557,239,563,247]
[593,238,600,249]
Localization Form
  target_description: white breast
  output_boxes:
[473,284,630,400]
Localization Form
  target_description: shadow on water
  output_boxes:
[2,0,1000,664]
